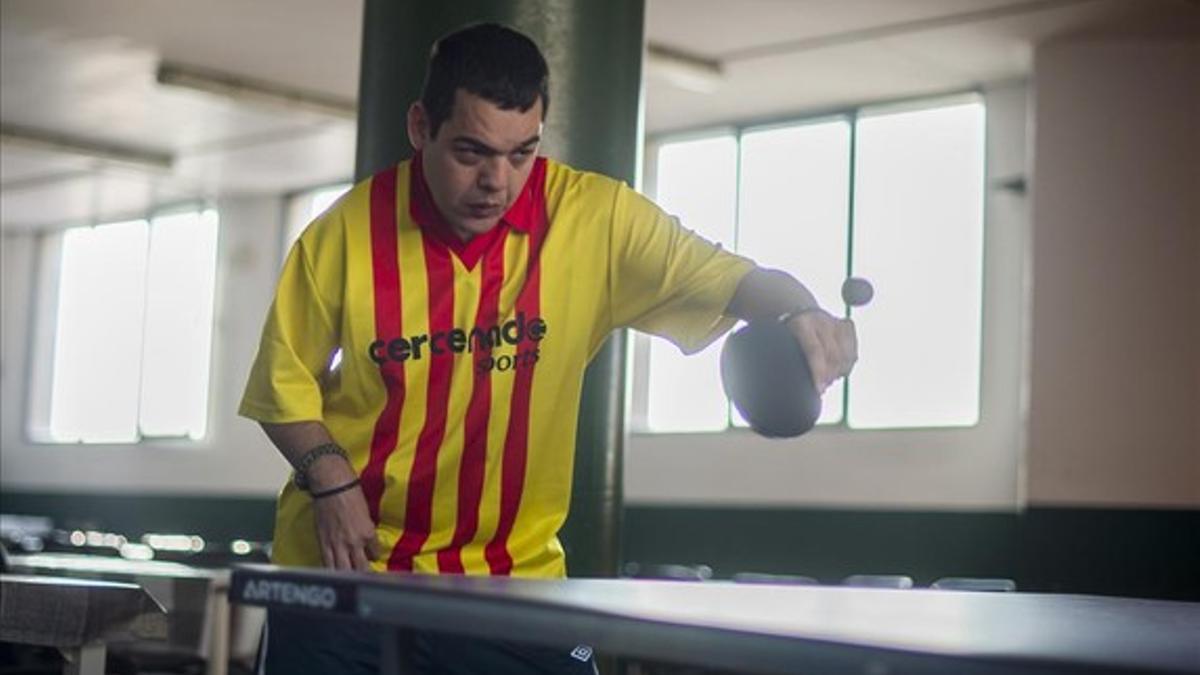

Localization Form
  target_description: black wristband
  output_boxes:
[310,477,361,500]
[293,443,350,491]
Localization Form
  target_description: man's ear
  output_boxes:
[407,103,429,151]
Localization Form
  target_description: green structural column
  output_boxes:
[355,0,645,578]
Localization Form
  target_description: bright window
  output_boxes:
[736,119,851,426]
[48,220,150,443]
[284,183,351,256]
[645,136,738,433]
[138,210,220,438]
[850,102,985,428]
[641,96,986,433]
[34,208,220,443]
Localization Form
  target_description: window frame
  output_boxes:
[24,200,221,446]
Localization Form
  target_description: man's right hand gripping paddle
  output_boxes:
[721,277,872,437]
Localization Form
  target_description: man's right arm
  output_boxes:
[240,213,379,570]
[261,421,381,571]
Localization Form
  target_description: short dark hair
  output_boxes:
[420,23,550,138]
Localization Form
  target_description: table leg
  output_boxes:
[62,642,106,675]
[207,584,231,675]
[380,627,418,674]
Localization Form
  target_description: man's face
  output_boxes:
[408,89,543,241]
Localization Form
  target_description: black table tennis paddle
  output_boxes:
[721,277,873,438]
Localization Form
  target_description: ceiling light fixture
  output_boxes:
[0,123,173,172]
[156,61,357,120]
[646,43,724,94]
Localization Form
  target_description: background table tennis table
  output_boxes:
[0,574,166,675]
[6,552,236,675]
[230,563,1200,674]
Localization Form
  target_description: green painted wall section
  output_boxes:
[0,491,277,543]
[622,506,1200,600]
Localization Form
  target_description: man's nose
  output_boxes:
[477,156,506,192]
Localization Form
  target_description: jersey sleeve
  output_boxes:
[608,183,755,354]
[238,226,343,424]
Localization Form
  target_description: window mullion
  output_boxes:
[134,217,156,441]
[842,111,859,428]
[727,127,745,431]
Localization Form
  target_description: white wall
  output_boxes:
[625,83,1032,510]
[1025,39,1200,507]
[0,197,290,495]
[1,234,37,440]
[4,40,1195,510]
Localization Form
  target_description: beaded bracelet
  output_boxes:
[292,443,350,491]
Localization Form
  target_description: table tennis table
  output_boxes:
[229,563,1200,674]
[1,574,166,675]
[7,552,236,675]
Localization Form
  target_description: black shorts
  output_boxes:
[258,609,598,675]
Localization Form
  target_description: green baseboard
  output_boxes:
[622,505,1200,601]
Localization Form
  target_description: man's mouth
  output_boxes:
[466,203,504,218]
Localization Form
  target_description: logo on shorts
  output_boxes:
[570,645,593,662]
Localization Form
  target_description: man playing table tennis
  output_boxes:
[240,21,857,675]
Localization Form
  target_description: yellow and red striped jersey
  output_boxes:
[239,155,753,578]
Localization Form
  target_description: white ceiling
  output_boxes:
[1,0,1196,231]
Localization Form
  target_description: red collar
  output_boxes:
[409,152,545,269]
